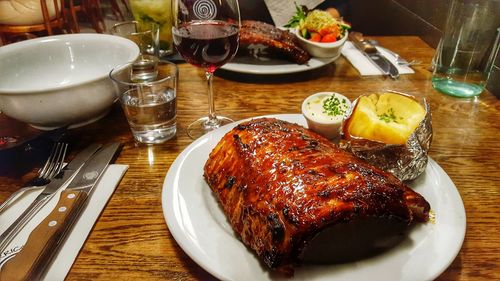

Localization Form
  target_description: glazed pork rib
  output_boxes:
[203,118,430,269]
[239,20,311,64]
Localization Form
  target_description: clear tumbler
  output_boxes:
[432,0,499,98]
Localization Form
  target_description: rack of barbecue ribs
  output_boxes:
[204,118,430,271]
[239,20,311,64]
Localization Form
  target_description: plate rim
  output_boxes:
[220,55,339,75]
[162,113,466,281]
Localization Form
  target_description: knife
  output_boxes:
[0,143,102,256]
[0,142,121,281]
[348,32,400,79]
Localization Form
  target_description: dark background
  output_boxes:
[240,0,500,48]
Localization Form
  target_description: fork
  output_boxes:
[0,142,68,215]
[387,49,421,66]
[367,39,422,66]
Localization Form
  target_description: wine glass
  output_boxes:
[172,0,240,139]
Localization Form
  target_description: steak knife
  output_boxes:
[0,142,121,281]
[0,143,102,255]
[349,32,400,79]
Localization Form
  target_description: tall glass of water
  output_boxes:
[486,27,500,97]
[172,0,240,139]
[432,0,499,98]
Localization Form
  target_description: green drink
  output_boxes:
[129,0,173,56]
[432,64,486,98]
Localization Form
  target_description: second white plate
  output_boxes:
[220,55,339,75]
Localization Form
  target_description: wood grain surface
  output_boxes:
[0,36,499,280]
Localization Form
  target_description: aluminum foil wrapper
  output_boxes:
[340,98,432,181]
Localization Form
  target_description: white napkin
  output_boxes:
[341,41,415,76]
[263,0,324,27]
[0,164,128,280]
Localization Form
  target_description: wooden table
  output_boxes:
[1,36,499,280]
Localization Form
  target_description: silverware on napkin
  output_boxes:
[348,32,400,79]
[366,39,421,67]
[0,143,102,258]
[0,142,68,215]
[0,142,121,281]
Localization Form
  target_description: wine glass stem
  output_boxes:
[205,71,219,127]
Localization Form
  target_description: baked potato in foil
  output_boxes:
[340,92,432,181]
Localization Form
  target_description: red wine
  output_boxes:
[173,21,239,73]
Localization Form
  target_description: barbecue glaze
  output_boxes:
[204,118,430,270]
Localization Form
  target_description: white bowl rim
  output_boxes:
[301,91,352,125]
[0,33,140,95]
[295,28,348,47]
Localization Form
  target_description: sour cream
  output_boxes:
[302,92,351,139]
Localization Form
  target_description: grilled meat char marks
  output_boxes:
[239,20,311,64]
[204,118,430,269]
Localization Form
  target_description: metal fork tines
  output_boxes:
[0,142,68,255]
[0,142,68,215]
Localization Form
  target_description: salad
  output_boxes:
[285,5,351,43]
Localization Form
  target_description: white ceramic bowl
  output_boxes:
[295,29,348,58]
[0,34,139,129]
[302,92,351,139]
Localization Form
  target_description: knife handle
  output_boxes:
[348,31,377,53]
[0,190,88,281]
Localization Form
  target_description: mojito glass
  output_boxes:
[129,0,174,56]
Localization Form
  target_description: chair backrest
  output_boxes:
[66,0,105,33]
[0,0,67,44]
[40,0,64,35]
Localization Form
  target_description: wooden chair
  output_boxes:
[64,0,130,35]
[0,0,69,45]
[108,0,127,21]
[65,0,106,33]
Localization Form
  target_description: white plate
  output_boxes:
[162,114,466,281]
[220,55,339,75]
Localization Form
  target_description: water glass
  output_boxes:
[109,60,178,144]
[432,0,499,98]
[486,27,500,97]
[110,21,160,57]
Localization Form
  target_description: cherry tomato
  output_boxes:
[319,26,333,36]
[310,33,322,42]
[321,33,337,43]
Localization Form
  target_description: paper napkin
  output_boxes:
[263,0,324,27]
[341,41,415,76]
[0,164,128,280]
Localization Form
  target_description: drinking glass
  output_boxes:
[110,21,160,58]
[129,0,174,57]
[431,0,499,98]
[110,60,178,144]
[486,27,500,97]
[111,21,162,83]
[172,0,240,139]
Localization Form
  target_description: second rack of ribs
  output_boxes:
[239,20,311,64]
